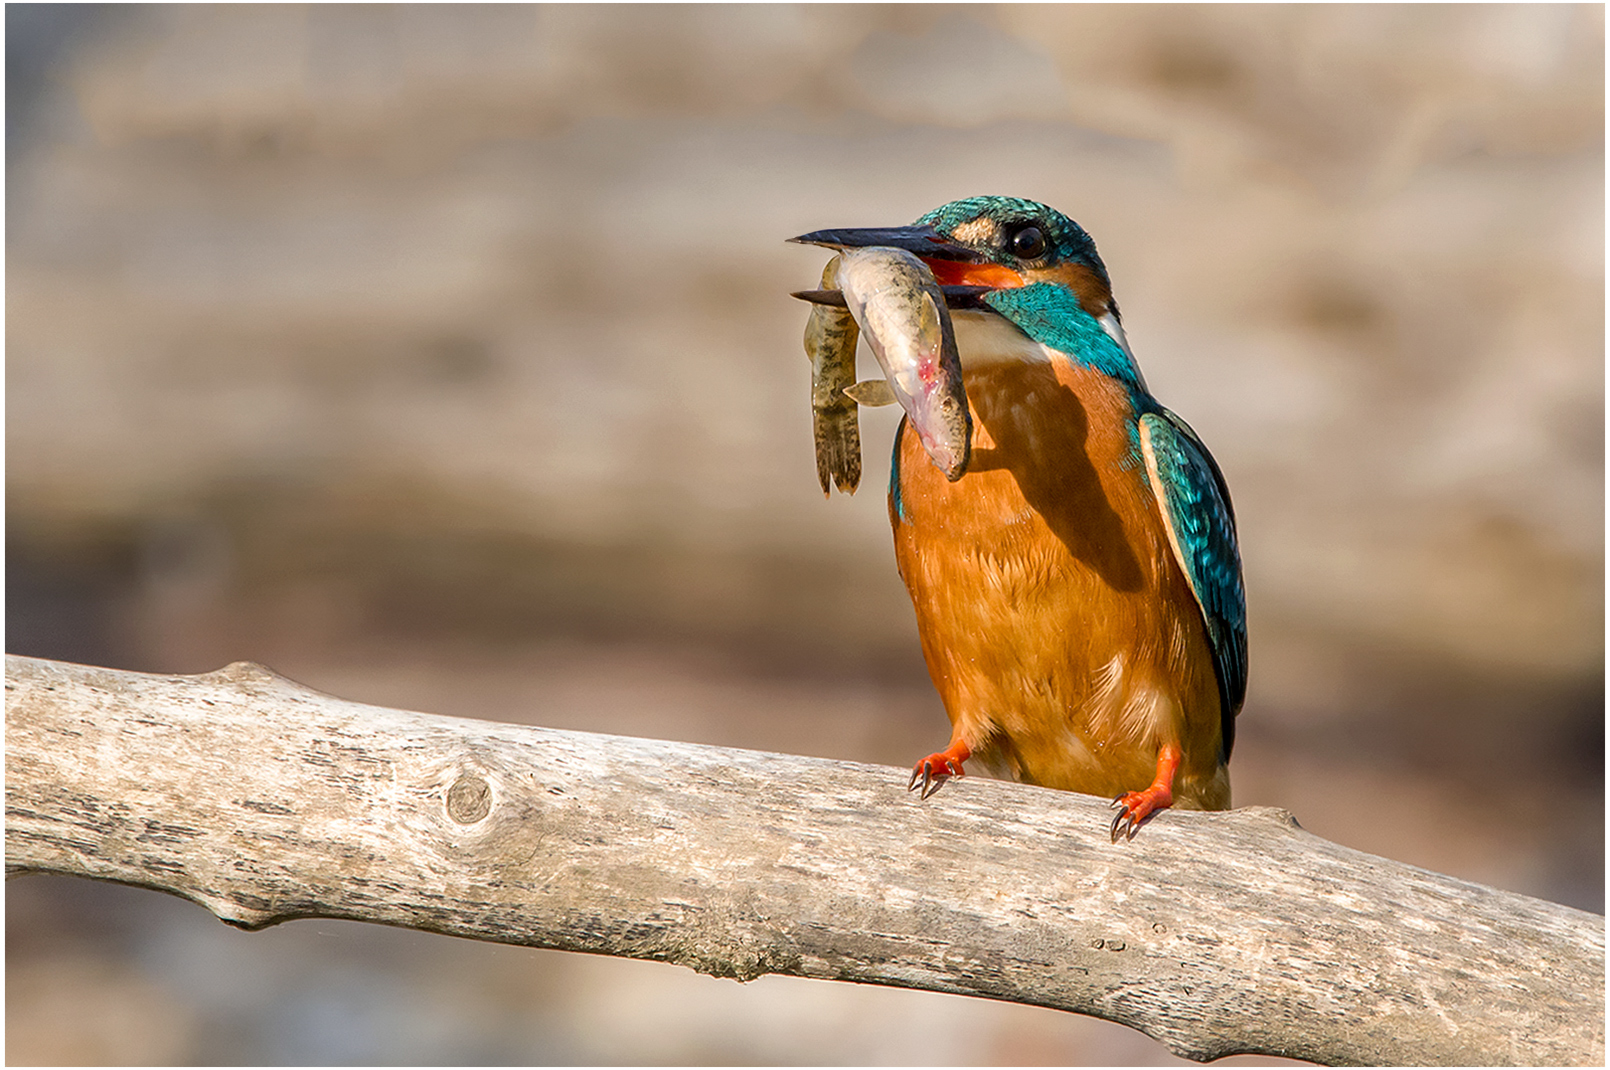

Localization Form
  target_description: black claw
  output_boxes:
[908,760,955,799]
[1110,810,1127,843]
[1109,795,1124,810]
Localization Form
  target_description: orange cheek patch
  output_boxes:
[1028,263,1112,317]
[922,259,1026,289]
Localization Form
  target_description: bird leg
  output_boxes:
[908,736,971,799]
[1110,742,1181,841]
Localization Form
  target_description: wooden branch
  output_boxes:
[5,655,1602,1066]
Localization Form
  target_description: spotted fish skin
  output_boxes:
[834,247,972,481]
[803,255,862,496]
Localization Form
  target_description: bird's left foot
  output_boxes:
[1110,743,1183,841]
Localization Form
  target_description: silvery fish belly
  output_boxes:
[833,247,972,481]
[802,255,861,496]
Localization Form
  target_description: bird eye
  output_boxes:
[1009,225,1047,259]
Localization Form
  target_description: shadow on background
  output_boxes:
[7,5,1602,1065]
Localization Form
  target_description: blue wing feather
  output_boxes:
[1139,409,1247,760]
[888,414,909,524]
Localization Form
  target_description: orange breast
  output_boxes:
[890,358,1229,808]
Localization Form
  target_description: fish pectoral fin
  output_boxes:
[916,291,944,355]
[843,379,897,407]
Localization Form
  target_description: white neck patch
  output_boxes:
[1097,310,1148,392]
[948,308,1054,370]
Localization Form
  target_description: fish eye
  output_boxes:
[1008,225,1047,259]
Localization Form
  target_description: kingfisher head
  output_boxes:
[915,196,1118,319]
[793,196,1141,387]
[793,195,1117,320]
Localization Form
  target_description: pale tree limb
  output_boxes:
[4,654,1602,1065]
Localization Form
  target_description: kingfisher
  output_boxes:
[794,196,1246,840]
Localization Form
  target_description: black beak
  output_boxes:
[789,223,992,310]
[791,286,995,310]
[788,224,980,262]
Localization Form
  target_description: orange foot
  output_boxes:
[908,739,971,799]
[1109,743,1182,842]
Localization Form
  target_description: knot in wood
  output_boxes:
[446,774,492,824]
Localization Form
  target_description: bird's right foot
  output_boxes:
[908,740,971,799]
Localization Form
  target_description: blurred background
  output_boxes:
[6,3,1602,1064]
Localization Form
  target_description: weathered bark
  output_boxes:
[5,654,1602,1065]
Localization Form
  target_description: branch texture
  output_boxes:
[5,654,1603,1065]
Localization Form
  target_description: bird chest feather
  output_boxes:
[891,359,1228,807]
